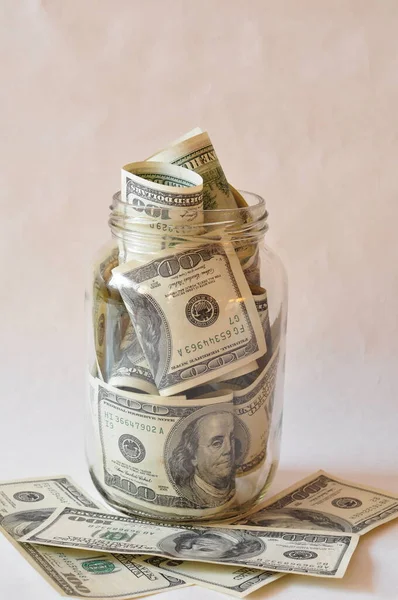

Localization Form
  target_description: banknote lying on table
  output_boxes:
[0,476,190,598]
[1,470,397,598]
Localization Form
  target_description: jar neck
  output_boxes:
[109,190,268,260]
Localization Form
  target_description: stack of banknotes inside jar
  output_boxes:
[88,127,287,523]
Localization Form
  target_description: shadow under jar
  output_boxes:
[85,190,288,523]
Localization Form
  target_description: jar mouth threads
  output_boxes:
[109,190,269,252]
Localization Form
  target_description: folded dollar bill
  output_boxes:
[92,379,241,519]
[139,470,398,597]
[147,128,237,211]
[113,242,266,396]
[20,505,359,578]
[238,469,398,534]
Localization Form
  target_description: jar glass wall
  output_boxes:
[85,191,288,523]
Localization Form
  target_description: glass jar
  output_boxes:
[85,189,288,523]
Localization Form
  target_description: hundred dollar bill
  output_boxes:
[199,471,398,596]
[233,345,280,476]
[142,470,398,596]
[166,470,398,597]
[0,476,189,598]
[239,470,398,534]
[93,380,245,519]
[108,321,158,394]
[142,556,282,598]
[21,506,359,578]
[112,242,266,396]
[148,129,237,211]
[149,128,262,268]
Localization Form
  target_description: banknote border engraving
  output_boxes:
[125,178,202,208]
[112,554,188,593]
[22,544,77,596]
[163,142,231,198]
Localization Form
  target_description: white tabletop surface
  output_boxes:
[1,1,398,598]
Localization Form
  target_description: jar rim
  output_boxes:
[111,189,266,215]
[109,189,268,252]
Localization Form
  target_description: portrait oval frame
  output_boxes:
[164,405,250,502]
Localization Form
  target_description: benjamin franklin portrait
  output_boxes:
[159,529,264,561]
[168,410,237,509]
[1,508,55,539]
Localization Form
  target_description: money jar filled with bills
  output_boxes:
[86,131,288,523]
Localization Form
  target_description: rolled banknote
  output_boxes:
[147,128,237,211]
[108,321,158,394]
[112,242,266,396]
[0,476,188,598]
[92,380,247,519]
[21,506,359,578]
[119,160,204,261]
[148,129,260,269]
